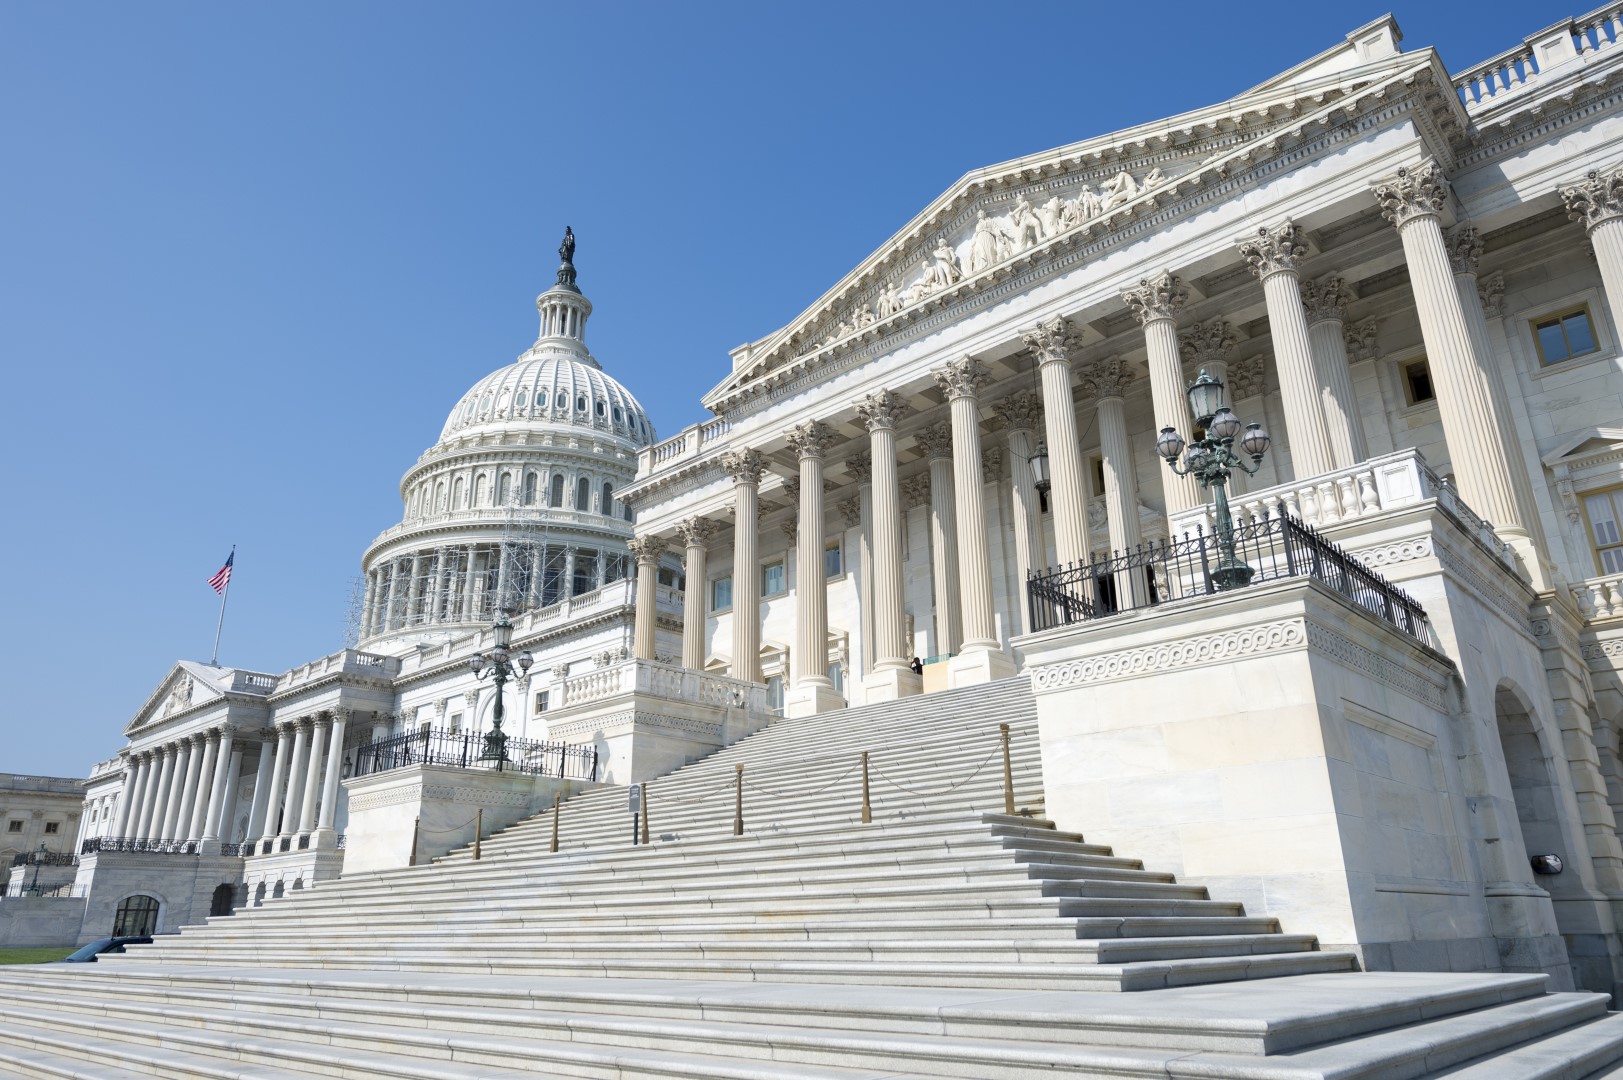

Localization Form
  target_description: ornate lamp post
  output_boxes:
[26,843,47,896]
[1155,369,1272,590]
[466,610,532,770]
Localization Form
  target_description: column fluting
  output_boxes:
[918,422,962,655]
[788,421,837,689]
[722,449,766,683]
[628,536,667,661]
[1123,274,1203,519]
[936,357,999,651]
[1022,318,1091,563]
[678,518,717,671]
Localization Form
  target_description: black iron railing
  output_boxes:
[10,850,76,868]
[1027,514,1430,642]
[351,727,599,781]
[80,837,203,856]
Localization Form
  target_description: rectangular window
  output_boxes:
[6,821,21,833]
[1531,306,1600,366]
[824,542,843,578]
[766,673,785,716]
[1584,488,1623,575]
[43,822,58,835]
[534,691,549,715]
[761,560,786,598]
[1090,455,1106,497]
[711,575,733,612]
[828,660,844,694]
[448,712,463,732]
[1401,358,1435,406]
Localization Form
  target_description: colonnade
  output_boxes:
[620,157,1575,712]
[245,709,350,852]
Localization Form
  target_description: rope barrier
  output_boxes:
[740,758,861,800]
[869,737,1006,798]
[414,813,485,835]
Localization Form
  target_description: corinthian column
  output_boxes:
[1238,223,1335,480]
[916,422,962,655]
[677,518,717,671]
[159,741,189,840]
[298,714,328,834]
[201,728,235,844]
[136,751,165,838]
[722,449,766,683]
[185,733,218,842]
[995,392,1044,632]
[846,452,875,671]
[1022,318,1091,563]
[784,421,844,716]
[1373,163,1527,538]
[1081,357,1147,607]
[110,760,138,840]
[1299,277,1367,468]
[258,725,292,844]
[856,391,921,700]
[1563,168,1623,337]
[628,535,666,661]
[936,357,1017,687]
[316,709,348,841]
[279,719,311,841]
[1123,273,1203,520]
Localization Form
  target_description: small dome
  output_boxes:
[439,353,656,447]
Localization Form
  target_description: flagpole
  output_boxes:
[210,545,235,666]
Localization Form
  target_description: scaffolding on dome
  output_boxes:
[357,503,632,640]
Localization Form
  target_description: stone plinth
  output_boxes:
[341,764,598,874]
[0,896,86,947]
[70,850,244,945]
[1018,575,1571,987]
[6,862,75,898]
[545,659,770,784]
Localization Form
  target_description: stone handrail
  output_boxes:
[558,658,767,713]
[1574,572,1623,621]
[1168,449,1515,567]
[1453,3,1623,110]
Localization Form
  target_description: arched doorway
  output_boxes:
[1495,682,1567,872]
[112,894,159,937]
[271,880,285,900]
[209,883,235,917]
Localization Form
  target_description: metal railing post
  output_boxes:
[409,816,419,867]
[640,783,650,846]
[550,793,560,853]
[999,724,1015,815]
[473,808,482,861]
[860,751,871,824]
[734,764,744,836]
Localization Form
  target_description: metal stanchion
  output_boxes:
[860,751,871,824]
[550,793,561,853]
[409,816,420,867]
[734,764,744,836]
[640,782,650,846]
[999,723,1015,815]
[473,808,483,861]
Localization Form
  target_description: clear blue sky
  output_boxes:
[0,1,1571,777]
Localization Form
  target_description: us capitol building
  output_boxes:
[14,3,1623,1021]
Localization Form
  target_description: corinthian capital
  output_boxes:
[994,390,1043,432]
[915,421,953,460]
[1479,272,1506,318]
[1021,316,1072,363]
[1238,221,1307,280]
[1079,356,1134,399]
[900,475,931,507]
[855,390,908,432]
[786,420,836,460]
[721,448,767,485]
[1227,354,1267,400]
[1121,272,1189,325]
[676,516,718,548]
[1445,224,1483,276]
[1299,277,1353,324]
[933,356,990,401]
[1373,162,1449,228]
[1179,320,1238,367]
[846,450,872,484]
[627,536,667,565]
[837,498,862,528]
[1562,168,1623,233]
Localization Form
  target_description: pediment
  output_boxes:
[123,661,228,737]
[702,44,1452,416]
[1542,428,1623,469]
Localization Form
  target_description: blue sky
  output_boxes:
[0,1,1574,777]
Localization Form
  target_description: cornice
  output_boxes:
[362,510,635,565]
[389,607,634,692]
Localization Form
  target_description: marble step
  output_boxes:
[1432,1013,1623,1078]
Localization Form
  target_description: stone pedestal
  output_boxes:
[783,681,847,719]
[544,659,770,785]
[862,665,923,702]
[946,647,1017,689]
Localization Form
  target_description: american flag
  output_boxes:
[208,552,234,595]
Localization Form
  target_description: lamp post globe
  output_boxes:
[468,610,527,769]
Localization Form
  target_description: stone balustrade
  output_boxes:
[558,657,767,713]
[1574,572,1623,621]
[276,650,400,693]
[1168,449,1516,569]
[1453,2,1623,110]
[369,506,633,546]
[637,416,734,476]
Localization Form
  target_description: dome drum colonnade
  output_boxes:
[627,157,1578,715]
[358,232,655,646]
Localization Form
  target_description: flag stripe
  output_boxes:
[209,552,234,595]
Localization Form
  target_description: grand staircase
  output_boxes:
[3,676,1623,1078]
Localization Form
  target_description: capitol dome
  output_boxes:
[439,353,656,447]
[357,228,657,649]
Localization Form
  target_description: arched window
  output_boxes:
[112,894,159,937]
[516,390,528,408]
[624,503,635,523]
[575,476,591,510]
[576,395,587,412]
[474,474,487,507]
[601,482,614,516]
[452,477,466,510]
[436,483,447,512]
[613,407,623,424]
[497,472,511,505]
[595,400,606,417]
[549,474,565,508]
[537,390,548,409]
[209,883,235,918]
[272,881,285,900]
[523,472,538,506]
[409,488,421,518]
